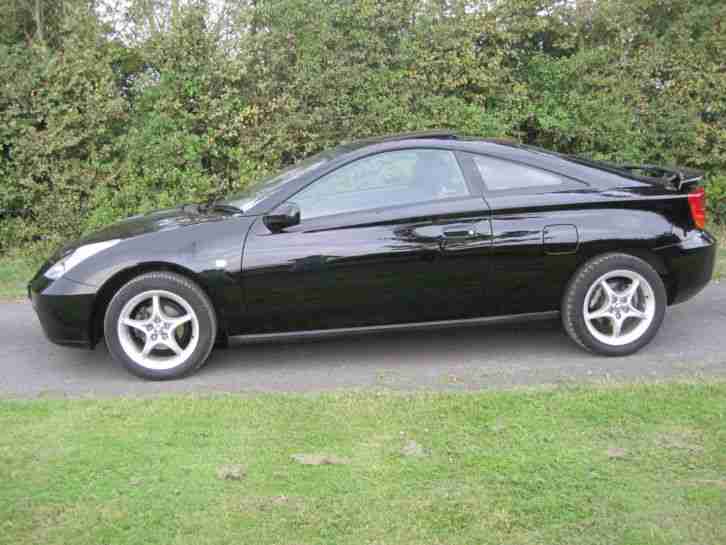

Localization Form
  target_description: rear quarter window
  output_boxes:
[472,155,564,191]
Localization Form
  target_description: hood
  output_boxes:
[55,205,230,258]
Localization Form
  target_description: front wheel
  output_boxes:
[104,272,217,380]
[562,254,667,356]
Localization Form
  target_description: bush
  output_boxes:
[707,176,726,226]
[0,0,724,254]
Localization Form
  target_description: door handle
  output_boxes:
[443,227,476,238]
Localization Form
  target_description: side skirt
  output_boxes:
[231,311,560,344]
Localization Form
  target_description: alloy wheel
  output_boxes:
[582,269,656,347]
[116,289,200,370]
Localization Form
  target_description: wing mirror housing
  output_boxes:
[263,202,300,232]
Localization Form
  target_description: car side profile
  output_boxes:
[29,131,717,380]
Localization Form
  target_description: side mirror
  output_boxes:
[263,202,300,232]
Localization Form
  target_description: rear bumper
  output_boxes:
[28,273,96,349]
[657,229,718,305]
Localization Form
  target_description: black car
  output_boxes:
[29,131,717,380]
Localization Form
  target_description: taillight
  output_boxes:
[687,187,707,230]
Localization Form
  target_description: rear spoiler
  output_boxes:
[618,164,704,192]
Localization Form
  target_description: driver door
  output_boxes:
[239,148,492,334]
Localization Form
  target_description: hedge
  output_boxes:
[1,0,724,253]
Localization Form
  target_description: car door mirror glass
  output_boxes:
[263,202,301,232]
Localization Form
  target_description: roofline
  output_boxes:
[338,130,460,148]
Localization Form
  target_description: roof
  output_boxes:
[336,130,460,152]
[330,132,647,189]
[376,130,460,142]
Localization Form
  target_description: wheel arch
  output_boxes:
[89,262,224,348]
[574,247,676,304]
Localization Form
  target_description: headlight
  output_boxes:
[44,239,121,280]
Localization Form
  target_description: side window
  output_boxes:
[293,149,469,220]
[472,155,563,191]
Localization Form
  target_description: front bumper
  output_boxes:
[28,273,96,349]
[657,229,718,305]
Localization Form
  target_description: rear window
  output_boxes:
[517,144,648,180]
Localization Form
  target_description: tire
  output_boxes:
[562,253,667,356]
[104,272,217,380]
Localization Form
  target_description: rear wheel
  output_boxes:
[562,254,667,356]
[104,272,217,380]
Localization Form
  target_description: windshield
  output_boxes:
[223,152,332,212]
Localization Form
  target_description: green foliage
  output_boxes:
[1,0,725,252]
[0,251,40,299]
[2,383,726,543]
[707,177,726,225]
[0,0,82,48]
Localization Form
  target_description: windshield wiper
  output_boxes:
[201,197,242,215]
[210,203,242,214]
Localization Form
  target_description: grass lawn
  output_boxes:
[1,383,725,544]
[713,224,726,280]
[0,252,40,299]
